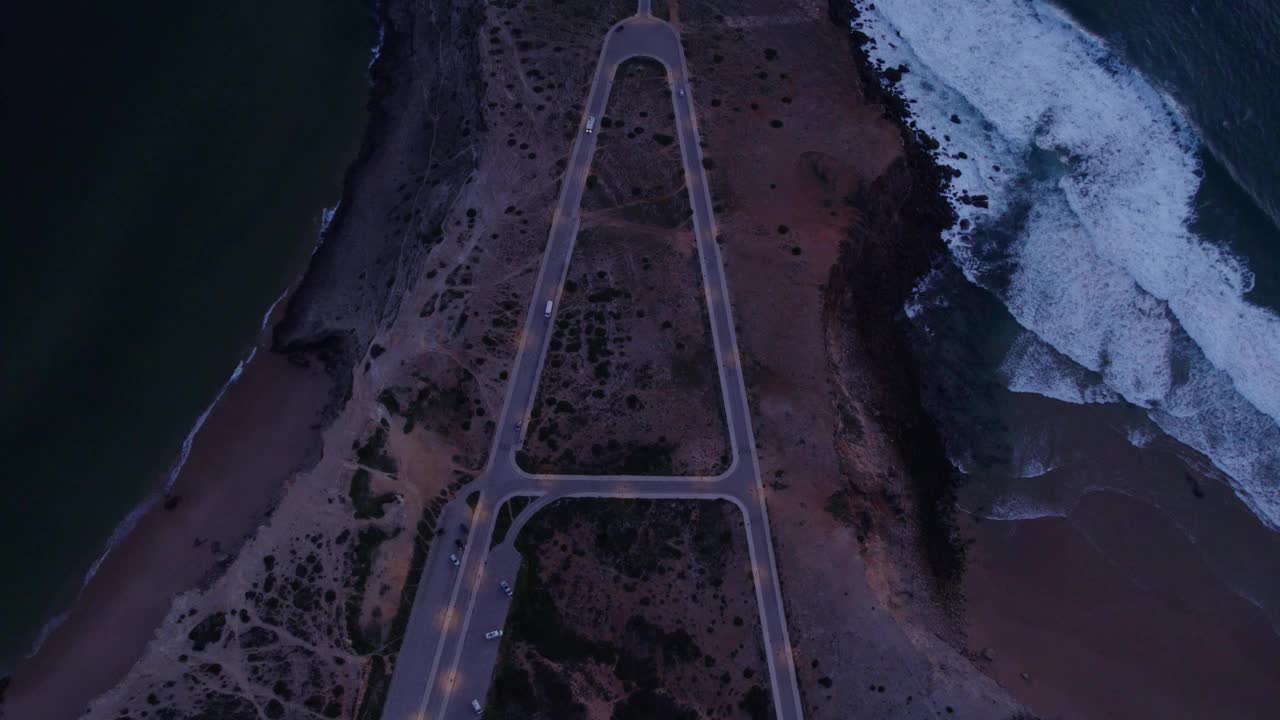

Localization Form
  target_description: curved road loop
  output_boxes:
[382,4,805,719]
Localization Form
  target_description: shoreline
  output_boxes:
[12,204,329,673]
[12,1,1275,719]
[3,7,389,682]
[0,0,467,711]
[826,0,968,597]
[1,32,388,720]
[1,316,338,718]
[835,1,1280,717]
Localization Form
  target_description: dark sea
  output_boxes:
[853,0,1280,631]
[0,1,376,672]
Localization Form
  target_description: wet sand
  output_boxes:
[2,339,330,720]
[964,487,1280,720]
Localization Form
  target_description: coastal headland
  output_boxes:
[2,0,1007,716]
[10,1,1267,719]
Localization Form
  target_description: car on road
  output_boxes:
[455,538,465,551]
[585,116,595,134]
[449,553,460,567]
[471,699,482,714]
[678,88,685,97]
[499,580,513,596]
[544,300,553,318]
[485,629,503,640]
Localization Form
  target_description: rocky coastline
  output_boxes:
[825,0,969,600]
[1,1,1012,718]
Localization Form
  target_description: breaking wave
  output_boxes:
[855,0,1280,527]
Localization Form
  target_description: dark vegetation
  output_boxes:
[485,499,773,720]
[349,469,397,519]
[581,58,692,228]
[103,412,472,720]
[272,0,488,421]
[516,232,727,476]
[377,367,483,438]
[354,422,397,474]
[829,0,969,601]
[490,495,535,548]
[89,1,676,719]
[513,51,729,477]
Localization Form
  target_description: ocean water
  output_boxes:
[0,1,376,672]
[851,0,1280,618]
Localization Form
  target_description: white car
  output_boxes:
[449,553,460,567]
[471,698,482,714]
[499,580,513,596]
[485,629,503,640]
[678,88,685,97]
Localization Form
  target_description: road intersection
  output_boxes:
[381,3,805,718]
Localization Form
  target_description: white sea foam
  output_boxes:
[984,495,1069,521]
[1125,423,1158,449]
[260,288,289,332]
[163,347,256,492]
[1000,331,1120,406]
[368,25,385,71]
[24,610,68,660]
[858,0,1280,528]
[1006,422,1063,479]
[903,265,949,321]
[27,490,161,658]
[81,496,158,589]
[319,202,340,242]
[100,344,259,582]
[29,345,263,661]
[1149,351,1280,526]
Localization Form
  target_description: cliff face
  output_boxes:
[13,1,1023,718]
[273,0,486,410]
[670,1,1018,717]
[62,0,648,717]
[825,0,967,598]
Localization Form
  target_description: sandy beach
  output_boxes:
[8,1,1276,719]
[2,0,1018,716]
[2,317,332,718]
[964,479,1280,719]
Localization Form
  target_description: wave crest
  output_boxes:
[858,0,1280,527]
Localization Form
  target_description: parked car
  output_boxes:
[499,580,513,597]
[471,699,482,714]
[449,553,460,567]
[485,629,503,640]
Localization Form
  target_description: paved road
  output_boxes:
[381,4,805,719]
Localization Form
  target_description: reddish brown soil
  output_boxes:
[676,1,1020,718]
